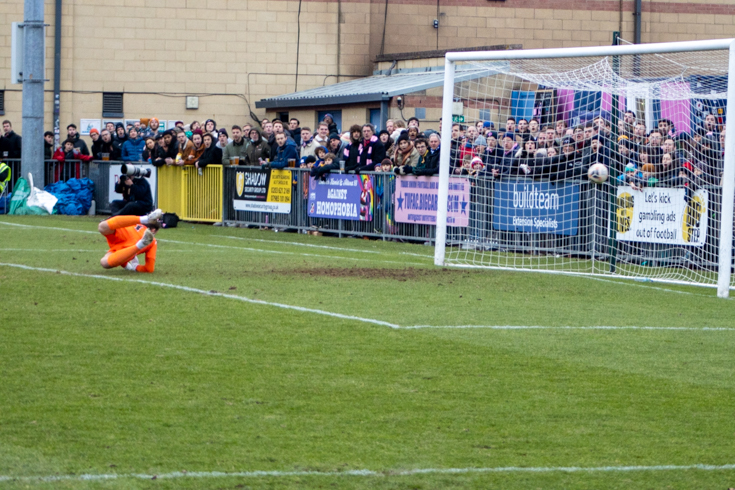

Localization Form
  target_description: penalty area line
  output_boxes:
[1,463,734,482]
[0,262,732,333]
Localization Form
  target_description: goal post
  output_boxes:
[435,39,735,297]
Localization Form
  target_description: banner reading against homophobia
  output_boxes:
[233,168,292,213]
[616,186,708,246]
[492,180,580,236]
[393,176,469,226]
[308,174,373,221]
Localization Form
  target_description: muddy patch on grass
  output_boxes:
[285,267,476,281]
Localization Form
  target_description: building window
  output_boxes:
[479,109,492,122]
[414,107,426,120]
[102,92,124,118]
[0,91,5,116]
[277,112,289,122]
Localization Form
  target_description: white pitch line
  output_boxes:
[1,463,734,482]
[1,262,732,333]
[403,324,735,331]
[0,263,400,329]
[0,221,427,266]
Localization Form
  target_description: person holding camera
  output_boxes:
[110,167,153,217]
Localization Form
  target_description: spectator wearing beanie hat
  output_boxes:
[393,131,419,170]
[90,128,105,158]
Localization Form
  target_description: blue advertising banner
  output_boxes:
[308,174,374,221]
[493,180,580,236]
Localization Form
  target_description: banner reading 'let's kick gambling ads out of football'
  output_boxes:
[233,168,292,213]
[616,186,708,246]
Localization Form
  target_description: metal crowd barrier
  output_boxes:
[222,166,438,242]
[158,164,223,222]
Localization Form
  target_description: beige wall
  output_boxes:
[1,0,734,147]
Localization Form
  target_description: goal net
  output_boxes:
[435,39,735,297]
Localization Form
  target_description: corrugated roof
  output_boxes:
[255,66,500,109]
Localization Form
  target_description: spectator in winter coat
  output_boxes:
[378,130,394,158]
[197,133,222,170]
[327,133,346,157]
[184,130,206,166]
[299,127,319,159]
[322,114,339,135]
[93,129,120,160]
[152,130,178,167]
[66,124,90,156]
[204,119,218,139]
[0,120,22,158]
[44,131,55,160]
[269,132,298,169]
[392,132,419,171]
[175,129,194,165]
[53,138,93,163]
[121,128,146,161]
[217,129,231,150]
[141,137,157,162]
[90,128,104,157]
[221,126,249,165]
[245,128,270,165]
[112,123,128,156]
[289,118,302,147]
[355,124,386,172]
[139,118,160,139]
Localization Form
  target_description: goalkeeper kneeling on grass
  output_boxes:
[98,209,163,273]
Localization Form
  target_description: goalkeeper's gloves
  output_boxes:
[124,256,140,271]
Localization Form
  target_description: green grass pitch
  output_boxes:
[1,215,734,489]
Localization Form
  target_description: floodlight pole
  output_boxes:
[434,58,455,266]
[21,0,46,187]
[716,41,735,298]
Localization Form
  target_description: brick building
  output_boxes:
[0,0,733,138]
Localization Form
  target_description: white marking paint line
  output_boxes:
[0,263,400,329]
[1,463,734,482]
[0,221,426,266]
[2,262,732,333]
[403,325,735,331]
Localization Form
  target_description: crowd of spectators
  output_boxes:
[0,109,728,195]
[445,113,726,197]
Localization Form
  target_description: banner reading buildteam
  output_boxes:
[616,186,708,246]
[233,168,292,213]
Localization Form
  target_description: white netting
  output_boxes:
[442,43,732,289]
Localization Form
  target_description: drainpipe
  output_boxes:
[53,0,62,149]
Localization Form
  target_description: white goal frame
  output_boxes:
[435,39,735,298]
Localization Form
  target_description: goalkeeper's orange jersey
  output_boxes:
[105,224,157,272]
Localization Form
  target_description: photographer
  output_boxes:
[110,169,153,217]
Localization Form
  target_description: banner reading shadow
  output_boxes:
[233,168,291,213]
[394,176,469,226]
[493,180,580,236]
[308,174,374,221]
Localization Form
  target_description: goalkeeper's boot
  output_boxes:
[146,209,163,223]
[140,228,155,248]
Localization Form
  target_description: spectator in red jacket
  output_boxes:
[52,138,93,181]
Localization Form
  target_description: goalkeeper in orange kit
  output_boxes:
[98,209,163,272]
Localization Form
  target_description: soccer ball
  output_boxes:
[588,163,609,184]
